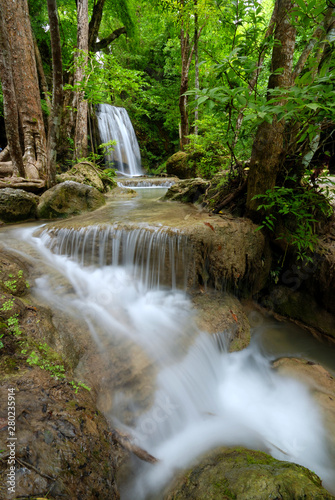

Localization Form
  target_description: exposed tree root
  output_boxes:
[213,179,247,213]
[0,176,45,192]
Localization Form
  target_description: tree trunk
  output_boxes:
[179,17,190,150]
[33,34,51,114]
[74,0,89,160]
[88,0,105,51]
[47,0,63,187]
[1,0,47,180]
[194,1,199,136]
[0,6,25,177]
[246,0,296,218]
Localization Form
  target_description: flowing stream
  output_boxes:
[1,187,335,498]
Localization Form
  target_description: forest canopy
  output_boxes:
[0,0,334,247]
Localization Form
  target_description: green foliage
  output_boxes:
[184,116,230,178]
[254,179,333,262]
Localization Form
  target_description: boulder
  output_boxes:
[57,161,105,192]
[166,151,195,179]
[0,368,120,499]
[163,178,210,204]
[165,447,335,500]
[193,291,250,352]
[0,188,38,223]
[273,358,335,457]
[37,181,105,219]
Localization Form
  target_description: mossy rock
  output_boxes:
[0,188,38,223]
[37,181,105,219]
[165,447,335,499]
[57,161,105,192]
[163,178,210,204]
[166,151,196,179]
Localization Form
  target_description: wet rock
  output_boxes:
[163,178,210,204]
[262,286,335,341]
[37,181,106,219]
[193,291,250,351]
[165,447,335,500]
[0,188,38,223]
[273,357,335,460]
[57,161,105,192]
[166,151,196,179]
[0,252,29,296]
[0,368,120,499]
[185,214,271,296]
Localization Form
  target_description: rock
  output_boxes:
[57,161,105,192]
[193,291,250,351]
[262,286,335,340]
[165,447,335,500]
[0,251,29,296]
[166,151,196,179]
[0,368,120,499]
[273,358,335,459]
[37,181,105,219]
[0,188,38,223]
[163,178,210,204]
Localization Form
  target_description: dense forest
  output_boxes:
[0,0,335,258]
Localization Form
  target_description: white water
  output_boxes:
[96,104,142,176]
[5,224,335,498]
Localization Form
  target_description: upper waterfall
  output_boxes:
[96,104,143,177]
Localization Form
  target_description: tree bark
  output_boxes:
[74,0,89,160]
[47,0,63,187]
[246,0,296,217]
[91,27,127,52]
[33,34,51,114]
[88,0,106,51]
[194,1,199,136]
[0,6,25,178]
[1,0,47,180]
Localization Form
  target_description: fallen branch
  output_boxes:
[111,429,159,464]
[15,457,56,481]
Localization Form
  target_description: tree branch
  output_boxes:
[91,27,127,52]
[292,7,335,81]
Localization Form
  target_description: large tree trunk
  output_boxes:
[1,0,47,180]
[74,0,89,160]
[47,0,63,187]
[0,6,25,178]
[246,0,296,218]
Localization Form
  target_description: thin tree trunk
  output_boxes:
[179,12,190,150]
[194,1,199,136]
[246,0,296,217]
[88,0,105,51]
[74,0,89,159]
[0,4,25,177]
[47,0,63,187]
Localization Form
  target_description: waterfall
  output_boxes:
[39,225,192,290]
[3,219,335,498]
[96,104,143,177]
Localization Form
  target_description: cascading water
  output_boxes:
[2,205,335,498]
[96,103,142,177]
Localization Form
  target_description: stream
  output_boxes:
[1,186,335,498]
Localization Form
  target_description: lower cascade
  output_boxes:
[96,103,143,177]
[2,213,335,498]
